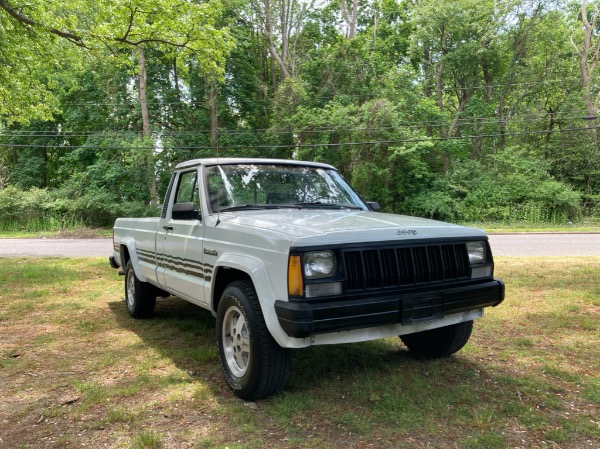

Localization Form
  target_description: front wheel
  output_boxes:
[124,260,156,318]
[400,320,473,358]
[216,281,291,400]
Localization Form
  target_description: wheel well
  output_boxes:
[120,245,131,268]
[212,267,252,312]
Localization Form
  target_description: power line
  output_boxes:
[0,110,593,138]
[54,77,585,107]
[1,125,599,151]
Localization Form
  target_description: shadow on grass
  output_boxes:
[108,296,229,394]
[107,294,596,448]
[108,295,490,403]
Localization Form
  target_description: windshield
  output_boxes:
[205,163,367,213]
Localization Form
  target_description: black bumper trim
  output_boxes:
[275,279,505,338]
[109,255,120,269]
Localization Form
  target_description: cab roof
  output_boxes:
[175,158,336,170]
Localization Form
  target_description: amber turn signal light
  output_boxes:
[288,255,303,297]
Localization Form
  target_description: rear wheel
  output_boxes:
[124,260,156,318]
[400,320,473,358]
[216,280,291,400]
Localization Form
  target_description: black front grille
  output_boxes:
[344,243,470,291]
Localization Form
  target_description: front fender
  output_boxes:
[213,253,311,349]
[119,237,148,283]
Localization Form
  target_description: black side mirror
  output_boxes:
[172,202,200,220]
[366,201,381,212]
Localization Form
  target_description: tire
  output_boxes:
[400,320,473,358]
[124,260,156,319]
[216,280,291,401]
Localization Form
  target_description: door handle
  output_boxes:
[163,225,173,231]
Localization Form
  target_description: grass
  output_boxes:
[0,227,112,239]
[0,257,598,448]
[0,225,596,240]
[465,219,600,234]
[484,225,600,233]
[1,218,600,239]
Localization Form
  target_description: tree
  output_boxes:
[571,0,600,121]
[250,0,314,83]
[0,3,77,125]
[568,0,600,197]
[2,0,600,225]
[339,0,359,39]
[1,0,234,203]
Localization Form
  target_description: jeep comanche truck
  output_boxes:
[109,158,504,400]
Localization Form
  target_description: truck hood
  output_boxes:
[217,209,486,246]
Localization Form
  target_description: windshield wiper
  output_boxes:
[293,201,364,210]
[218,202,363,212]
[218,204,299,212]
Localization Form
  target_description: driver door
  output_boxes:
[158,169,207,305]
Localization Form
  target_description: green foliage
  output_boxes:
[0,10,62,125]
[9,149,48,189]
[0,0,234,127]
[89,0,233,74]
[406,148,581,223]
[1,0,600,229]
[0,185,158,231]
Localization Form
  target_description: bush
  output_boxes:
[0,186,78,231]
[0,186,159,232]
[404,190,459,221]
[403,147,582,224]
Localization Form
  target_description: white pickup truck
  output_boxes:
[109,158,504,400]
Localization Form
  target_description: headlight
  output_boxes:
[304,251,336,279]
[466,241,486,264]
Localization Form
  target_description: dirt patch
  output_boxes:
[0,258,599,448]
[56,228,108,239]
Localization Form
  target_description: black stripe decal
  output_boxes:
[138,249,213,269]
[136,248,214,282]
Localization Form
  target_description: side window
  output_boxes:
[161,175,176,219]
[173,171,200,218]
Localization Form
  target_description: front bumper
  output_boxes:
[275,279,505,338]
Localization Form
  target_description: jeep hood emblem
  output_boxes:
[397,229,417,236]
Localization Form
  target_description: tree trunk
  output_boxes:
[280,0,290,65]
[575,1,599,129]
[138,47,158,206]
[42,147,48,188]
[173,58,180,102]
[498,96,507,153]
[139,48,151,137]
[340,0,359,39]
[435,62,445,137]
[264,0,291,79]
[575,0,600,197]
[546,109,557,144]
[448,88,472,138]
[208,78,219,150]
[422,48,435,136]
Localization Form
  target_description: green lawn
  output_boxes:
[466,221,600,234]
[0,257,598,448]
[1,218,600,239]
[0,228,112,239]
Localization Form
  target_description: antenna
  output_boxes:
[215,121,221,227]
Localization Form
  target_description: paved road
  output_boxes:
[488,233,600,256]
[0,234,599,257]
[0,238,113,257]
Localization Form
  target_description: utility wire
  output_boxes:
[1,125,599,151]
[54,77,585,107]
[0,111,593,138]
